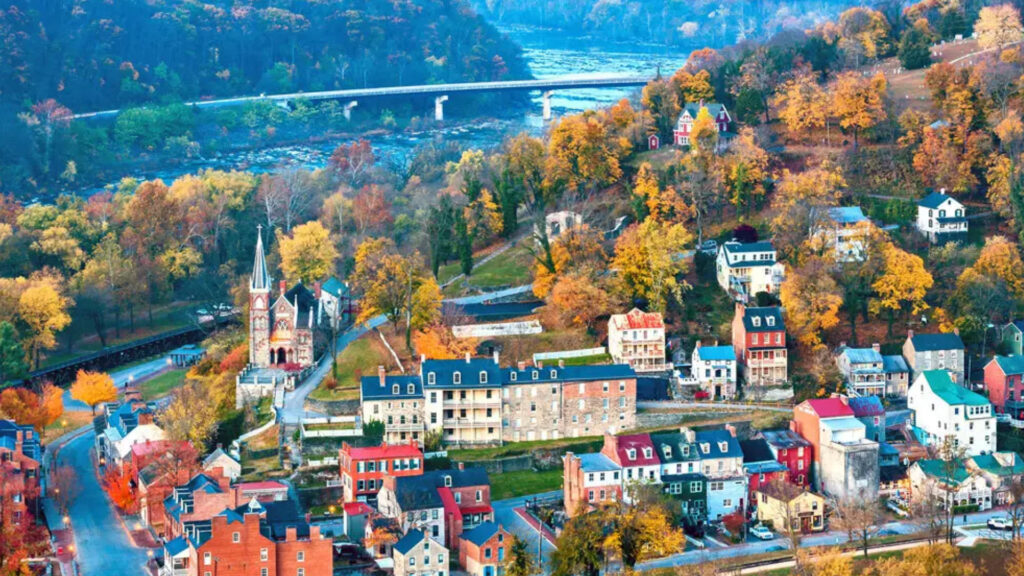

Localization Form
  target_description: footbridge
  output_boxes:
[72,74,652,122]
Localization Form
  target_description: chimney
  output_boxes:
[680,426,696,443]
[420,354,426,363]
[279,280,287,295]
[378,366,386,387]
[314,280,322,299]
[872,343,880,353]
[558,359,565,368]
[457,462,465,471]
[724,423,737,438]
[907,329,914,339]
[537,360,544,369]
[493,350,500,365]
[839,341,846,349]
[735,302,745,318]
[789,420,799,433]
[310,525,322,539]
[838,395,849,406]
[465,352,471,364]
[517,361,527,371]
[137,411,154,426]
[953,327,959,336]
[14,430,23,454]
[940,187,946,194]
[286,526,298,542]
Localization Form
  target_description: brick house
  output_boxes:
[739,438,789,494]
[96,398,166,468]
[378,467,491,551]
[562,451,622,517]
[984,355,1024,424]
[607,308,667,372]
[361,369,426,445]
[459,522,512,576]
[902,330,965,385]
[731,304,788,388]
[0,420,42,527]
[758,429,812,487]
[162,498,332,576]
[393,529,449,576]
[600,432,661,497]
[339,440,424,502]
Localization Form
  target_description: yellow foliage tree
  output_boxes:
[532,226,607,299]
[725,127,770,216]
[71,369,117,414]
[18,283,71,369]
[412,326,477,360]
[963,235,1024,300]
[690,106,719,154]
[161,380,218,453]
[611,220,693,312]
[604,504,686,569]
[465,188,503,240]
[633,162,687,223]
[547,274,614,330]
[543,112,623,195]
[774,73,829,139]
[769,161,847,258]
[670,69,715,104]
[780,257,843,350]
[870,242,934,336]
[277,220,338,285]
[867,543,977,576]
[975,4,1024,51]
[832,71,887,149]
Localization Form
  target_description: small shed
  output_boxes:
[648,134,660,150]
[168,344,205,367]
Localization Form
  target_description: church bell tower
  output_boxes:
[249,226,272,367]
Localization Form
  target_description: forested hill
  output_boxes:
[1,0,529,112]
[471,0,895,46]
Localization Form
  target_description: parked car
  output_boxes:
[694,390,710,400]
[996,413,1011,424]
[988,516,1013,531]
[750,524,775,540]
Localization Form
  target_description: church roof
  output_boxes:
[250,227,270,291]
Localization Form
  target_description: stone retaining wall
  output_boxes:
[305,397,360,416]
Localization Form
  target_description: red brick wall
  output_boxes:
[276,526,333,576]
[195,515,275,576]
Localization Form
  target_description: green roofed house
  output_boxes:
[968,452,1024,506]
[907,370,996,456]
[1001,321,1024,356]
[909,459,992,511]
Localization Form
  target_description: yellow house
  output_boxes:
[754,482,825,533]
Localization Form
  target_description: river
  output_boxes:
[70,25,691,195]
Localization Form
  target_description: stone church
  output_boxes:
[248,228,323,369]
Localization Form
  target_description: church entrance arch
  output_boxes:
[275,347,287,365]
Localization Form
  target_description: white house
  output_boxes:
[917,190,967,244]
[813,206,870,262]
[607,308,667,372]
[715,241,785,302]
[202,447,242,481]
[691,342,737,399]
[907,370,996,456]
[909,459,992,512]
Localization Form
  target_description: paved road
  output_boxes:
[638,401,793,413]
[62,356,173,411]
[57,432,151,575]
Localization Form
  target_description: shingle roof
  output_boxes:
[909,332,964,352]
[164,536,190,557]
[918,191,956,209]
[461,522,502,547]
[202,447,239,469]
[992,355,1024,376]
[361,375,423,401]
[422,358,502,389]
[574,452,621,472]
[393,529,426,555]
[344,443,422,461]
[695,345,736,362]
[799,398,855,419]
[915,459,969,484]
[694,429,743,460]
[882,355,909,373]
[759,429,811,450]
[610,308,664,330]
[969,453,1024,476]
[649,432,700,464]
[281,283,319,327]
[838,346,883,365]
[392,468,490,511]
[918,370,989,407]
[611,434,660,467]
[321,277,347,298]
[0,420,41,461]
[740,306,785,334]
[723,240,775,255]
[848,396,885,418]
[739,439,775,463]
[682,102,728,122]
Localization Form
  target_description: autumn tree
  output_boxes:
[328,139,375,186]
[867,543,977,576]
[871,243,934,336]
[70,369,118,415]
[0,385,63,433]
[351,184,394,237]
[642,79,681,140]
[605,502,685,569]
[161,380,218,453]
[551,508,605,576]
[774,73,829,140]
[975,4,1024,52]
[531,225,607,299]
[953,235,1024,323]
[611,220,692,312]
[504,535,538,576]
[769,161,846,259]
[546,274,614,331]
[633,163,687,223]
[502,133,546,207]
[725,128,770,216]
[899,20,935,70]
[670,69,715,104]
[780,257,843,350]
[17,282,71,369]
[412,326,477,360]
[277,221,338,285]
[833,71,887,149]
[103,467,140,514]
[837,7,894,65]
[733,47,777,123]
[544,111,624,196]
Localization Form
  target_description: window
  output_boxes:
[297,551,305,562]
[510,372,517,381]
[603,382,609,392]
[428,372,436,384]
[643,447,652,458]
[261,569,268,576]
[627,448,636,460]
[453,371,462,384]
[480,371,488,384]
[455,492,462,504]
[444,475,452,487]
[408,384,415,394]
[261,548,268,561]
[205,553,212,566]
[752,317,761,327]
[767,316,775,326]
[392,384,399,394]
[551,369,557,378]
[232,531,240,543]
[298,570,305,576]
[411,558,417,567]
[476,490,482,502]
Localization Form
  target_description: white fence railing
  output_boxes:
[533,347,607,362]
[300,415,363,439]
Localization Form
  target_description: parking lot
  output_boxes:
[956,524,1015,542]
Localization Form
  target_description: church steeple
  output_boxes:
[251,225,270,292]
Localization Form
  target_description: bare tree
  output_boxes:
[49,463,79,513]
[832,496,884,558]
[908,481,945,544]
[257,166,316,233]
[1008,476,1024,541]
[934,437,971,544]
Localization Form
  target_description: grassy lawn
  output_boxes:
[310,335,394,402]
[490,469,563,500]
[464,242,533,288]
[139,369,187,400]
[43,411,95,444]
[247,424,280,451]
[557,353,612,366]
[450,435,603,461]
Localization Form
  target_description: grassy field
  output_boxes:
[139,369,187,400]
[309,335,395,402]
[43,411,95,444]
[463,242,533,288]
[490,468,563,500]
[450,435,603,461]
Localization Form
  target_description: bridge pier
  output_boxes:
[275,100,291,111]
[542,91,554,121]
[344,101,358,121]
[434,95,449,122]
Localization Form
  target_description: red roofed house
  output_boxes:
[340,440,424,502]
[792,398,854,467]
[984,356,1024,424]
[600,432,660,501]
[673,101,731,146]
[607,308,667,372]
[0,420,42,528]
[792,397,880,499]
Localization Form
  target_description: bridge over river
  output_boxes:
[73,74,652,122]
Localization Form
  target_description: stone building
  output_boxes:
[393,529,449,576]
[361,368,426,445]
[902,330,965,385]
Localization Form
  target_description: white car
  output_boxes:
[987,516,1013,531]
[750,524,775,540]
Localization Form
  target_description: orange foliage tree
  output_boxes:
[102,467,140,514]
[0,382,64,432]
[412,325,478,360]
[71,369,118,414]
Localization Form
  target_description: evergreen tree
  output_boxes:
[494,169,521,239]
[504,535,537,576]
[456,211,474,276]
[899,25,933,70]
[427,196,456,277]
[0,322,28,384]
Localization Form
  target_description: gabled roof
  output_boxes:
[739,439,775,463]
[694,429,743,460]
[969,452,1024,476]
[882,355,909,373]
[461,522,503,547]
[723,240,775,255]
[681,102,729,122]
[828,206,867,225]
[321,277,347,298]
[740,306,785,334]
[422,358,502,389]
[838,346,883,365]
[759,429,811,450]
[344,442,422,461]
[848,396,885,418]
[361,375,423,401]
[695,345,736,362]
[915,459,969,484]
[574,452,621,473]
[918,191,959,209]
[344,501,373,517]
[280,283,319,327]
[649,432,700,464]
[391,468,489,512]
[393,529,426,555]
[909,332,964,352]
[610,308,664,330]
[798,398,855,419]
[164,536,190,557]
[757,480,817,503]
[611,434,660,467]
[202,447,239,469]
[992,355,1024,376]
[917,370,989,407]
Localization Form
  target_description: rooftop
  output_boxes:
[828,206,868,225]
[610,307,664,330]
[343,442,422,461]
[393,529,426,555]
[461,521,503,547]
[739,438,775,463]
[740,306,785,334]
[916,459,969,484]
[918,191,958,210]
[695,345,736,362]
[759,429,812,450]
[882,355,909,373]
[992,355,1024,376]
[573,452,622,473]
[798,398,854,419]
[694,429,743,460]
[838,346,883,365]
[909,332,964,352]
[361,375,423,400]
[848,396,885,418]
[919,370,990,407]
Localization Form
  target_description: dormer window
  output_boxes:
[392,384,399,394]
[719,441,728,453]
[428,372,436,385]
[510,372,517,381]
[700,443,710,454]
[642,448,652,459]
[453,371,462,385]
[766,317,775,327]
[752,317,761,327]
[444,475,452,487]
[663,447,672,459]
[532,370,539,380]
[550,369,557,378]
[627,448,637,460]
[407,384,415,394]
[682,445,690,456]
[480,371,488,384]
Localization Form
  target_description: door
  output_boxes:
[485,566,495,576]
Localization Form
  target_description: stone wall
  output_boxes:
[305,397,360,416]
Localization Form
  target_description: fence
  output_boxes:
[533,347,606,362]
[305,456,340,468]
[453,320,542,339]
[300,415,363,439]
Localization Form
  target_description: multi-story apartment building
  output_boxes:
[908,370,996,456]
[835,344,886,397]
[607,308,667,372]
[691,342,737,399]
[917,190,967,244]
[690,426,747,519]
[563,451,623,516]
[792,397,879,500]
[0,420,42,527]
[716,240,785,302]
[731,304,787,388]
[903,330,965,385]
[362,354,638,447]
[339,441,424,502]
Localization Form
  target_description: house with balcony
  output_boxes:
[732,304,788,389]
[983,355,1024,426]
[909,459,992,511]
[361,368,426,446]
[903,330,965,385]
[917,190,967,244]
[96,397,166,468]
[967,452,1024,506]
[563,452,623,517]
[835,344,886,397]
[673,101,731,146]
[812,206,871,262]
[908,370,996,457]
[716,241,786,302]
[423,356,504,446]
[339,441,424,502]
[691,342,737,399]
[607,308,667,372]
